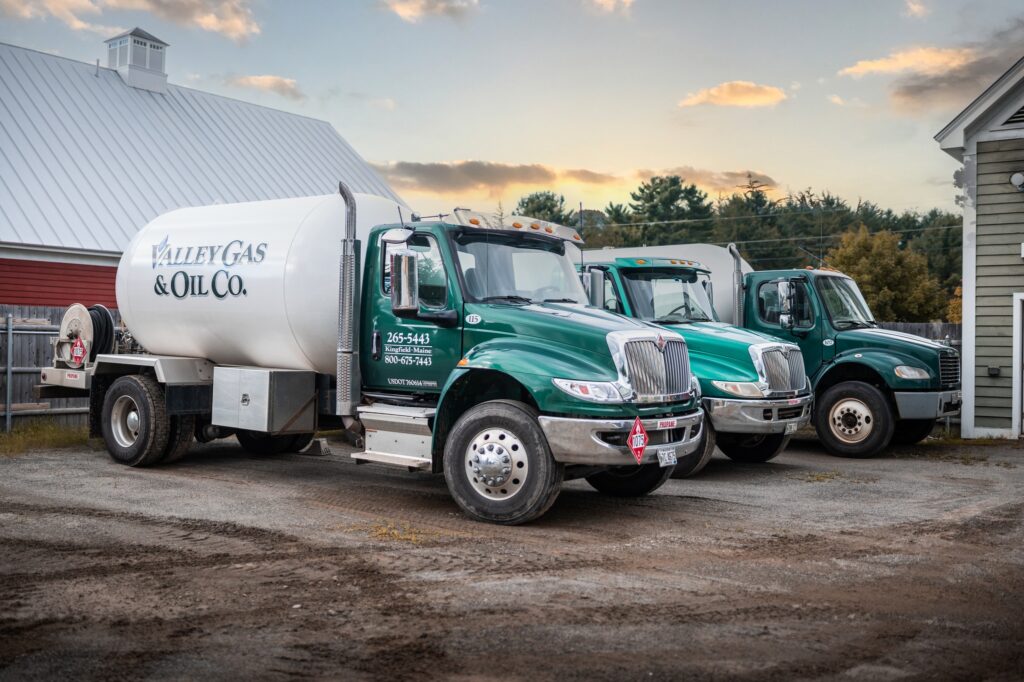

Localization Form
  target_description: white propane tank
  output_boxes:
[116,193,406,374]
[580,243,753,324]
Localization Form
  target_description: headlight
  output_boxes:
[711,380,766,398]
[894,365,930,380]
[690,374,701,400]
[552,378,625,403]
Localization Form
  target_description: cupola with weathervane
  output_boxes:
[104,27,168,94]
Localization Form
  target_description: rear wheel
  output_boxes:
[102,374,169,467]
[815,381,894,458]
[671,421,716,478]
[891,419,936,445]
[443,400,563,525]
[160,415,196,463]
[586,463,673,497]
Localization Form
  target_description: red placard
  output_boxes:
[69,338,87,368]
[627,416,648,465]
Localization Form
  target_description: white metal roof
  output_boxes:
[0,41,405,259]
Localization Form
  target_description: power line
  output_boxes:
[595,206,960,229]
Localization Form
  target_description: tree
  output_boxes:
[514,191,572,224]
[826,226,944,322]
[604,202,632,225]
[628,175,713,244]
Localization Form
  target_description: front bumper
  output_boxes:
[703,393,813,434]
[538,409,704,466]
[894,389,962,420]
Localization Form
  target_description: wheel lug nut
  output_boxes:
[501,455,510,464]
[473,467,480,474]
[502,467,510,475]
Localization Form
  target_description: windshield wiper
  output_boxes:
[542,298,578,303]
[833,319,870,329]
[481,295,533,305]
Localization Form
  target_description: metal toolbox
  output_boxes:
[212,367,315,434]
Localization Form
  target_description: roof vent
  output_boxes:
[1005,105,1024,126]
[104,28,168,94]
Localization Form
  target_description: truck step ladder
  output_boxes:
[351,404,435,470]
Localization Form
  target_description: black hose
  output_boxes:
[87,304,115,360]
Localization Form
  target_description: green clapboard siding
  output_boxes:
[973,139,1024,429]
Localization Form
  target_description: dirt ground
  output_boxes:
[1,435,1022,681]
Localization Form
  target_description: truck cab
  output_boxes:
[38,190,705,525]
[581,258,812,476]
[742,267,961,456]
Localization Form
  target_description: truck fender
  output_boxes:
[814,349,922,396]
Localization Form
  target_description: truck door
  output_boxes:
[747,276,825,377]
[362,232,463,394]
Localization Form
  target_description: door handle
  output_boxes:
[371,331,382,360]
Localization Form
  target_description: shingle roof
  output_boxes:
[0,41,405,255]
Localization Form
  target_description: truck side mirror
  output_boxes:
[779,313,794,329]
[777,281,793,314]
[390,251,419,317]
[588,270,605,308]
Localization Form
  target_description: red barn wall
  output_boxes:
[0,258,118,308]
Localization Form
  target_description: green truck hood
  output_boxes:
[836,327,949,366]
[662,321,779,385]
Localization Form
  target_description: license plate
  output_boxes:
[657,447,677,467]
[785,422,798,435]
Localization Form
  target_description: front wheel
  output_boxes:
[717,432,790,463]
[814,381,894,458]
[891,419,936,445]
[443,400,563,525]
[671,421,716,478]
[586,463,673,497]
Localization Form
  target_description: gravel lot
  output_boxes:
[1,435,1022,680]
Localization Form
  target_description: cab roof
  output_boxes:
[590,256,710,273]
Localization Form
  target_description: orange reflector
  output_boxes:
[572,233,581,240]
[512,222,522,228]
[636,259,647,264]
[530,223,540,230]
[458,358,469,367]
[545,227,553,233]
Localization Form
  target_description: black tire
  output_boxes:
[814,381,895,458]
[717,432,790,463]
[891,419,936,445]
[101,374,170,467]
[236,431,301,456]
[160,415,196,464]
[443,400,564,525]
[671,420,716,478]
[586,463,674,497]
[286,432,315,453]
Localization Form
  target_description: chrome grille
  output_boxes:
[624,338,690,400]
[939,351,960,386]
[762,347,806,393]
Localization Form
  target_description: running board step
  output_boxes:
[351,450,432,470]
[354,403,435,470]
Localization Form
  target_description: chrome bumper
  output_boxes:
[703,393,813,434]
[538,410,704,466]
[894,389,962,420]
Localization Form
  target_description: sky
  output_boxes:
[1,0,1022,217]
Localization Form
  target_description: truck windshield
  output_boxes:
[453,232,587,304]
[620,269,716,323]
[816,275,876,328]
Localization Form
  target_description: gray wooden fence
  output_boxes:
[876,322,962,346]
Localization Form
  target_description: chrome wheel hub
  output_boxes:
[465,427,528,501]
[829,398,873,444]
[111,395,141,448]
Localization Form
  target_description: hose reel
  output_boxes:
[55,303,116,368]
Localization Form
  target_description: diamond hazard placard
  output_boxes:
[627,416,648,465]
[69,337,87,368]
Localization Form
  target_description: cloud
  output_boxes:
[903,0,929,18]
[637,166,778,194]
[587,0,635,13]
[224,74,304,100]
[0,0,259,40]
[372,161,626,195]
[105,0,260,41]
[382,0,478,22]
[839,46,975,78]
[827,94,866,108]
[842,19,1024,112]
[678,81,788,108]
[827,94,845,106]
[562,168,618,184]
